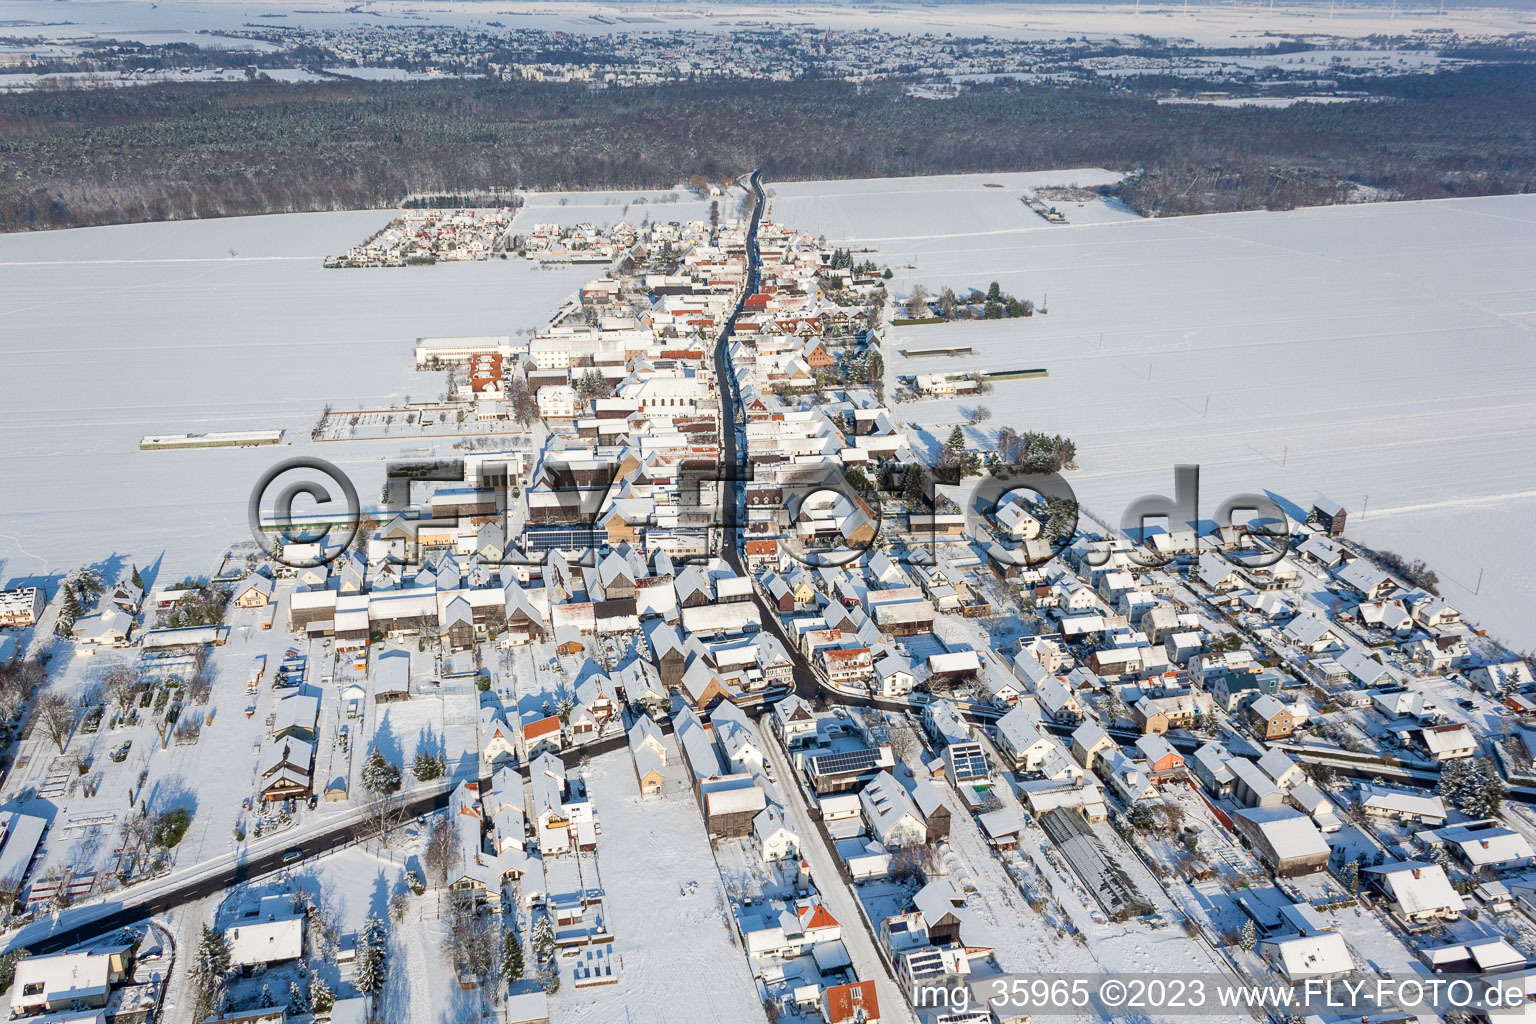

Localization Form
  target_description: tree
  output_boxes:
[532,915,556,961]
[968,406,992,426]
[902,465,928,511]
[131,565,144,590]
[414,750,445,781]
[309,976,335,1015]
[449,892,498,980]
[57,586,82,633]
[986,281,1002,302]
[506,376,538,427]
[356,913,388,1012]
[189,924,231,1022]
[503,928,525,981]
[905,284,930,319]
[71,567,104,604]
[1440,756,1505,817]
[35,692,75,753]
[937,286,958,319]
[287,979,312,1016]
[423,814,458,889]
[101,662,139,714]
[153,806,193,848]
[1342,858,1360,895]
[1239,919,1256,953]
[0,948,29,993]
[362,748,402,796]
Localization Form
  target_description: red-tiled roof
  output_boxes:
[825,980,878,1024]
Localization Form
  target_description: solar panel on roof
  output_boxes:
[809,748,879,776]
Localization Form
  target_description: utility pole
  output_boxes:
[1362,495,1369,522]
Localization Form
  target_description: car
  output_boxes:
[282,847,304,864]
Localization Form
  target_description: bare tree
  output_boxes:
[101,662,140,714]
[35,693,75,753]
[447,891,498,980]
[423,814,458,889]
[358,792,408,850]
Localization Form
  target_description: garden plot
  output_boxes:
[552,751,768,1024]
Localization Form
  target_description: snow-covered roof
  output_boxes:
[1367,861,1464,916]
[1266,931,1352,980]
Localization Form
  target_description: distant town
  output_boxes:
[0,171,1533,1024]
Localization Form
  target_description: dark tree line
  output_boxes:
[1,63,1534,232]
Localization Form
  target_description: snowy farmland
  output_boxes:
[0,210,590,590]
[768,181,1536,649]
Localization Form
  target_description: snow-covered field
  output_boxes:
[0,210,590,589]
[783,186,1536,650]
[4,183,1535,654]
[1,0,1531,47]
[767,170,1133,242]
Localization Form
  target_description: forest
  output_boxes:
[1,63,1533,231]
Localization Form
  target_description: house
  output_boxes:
[1134,734,1184,781]
[1423,822,1536,873]
[1471,661,1534,695]
[232,573,275,609]
[259,738,315,802]
[912,879,996,953]
[0,586,45,627]
[873,655,916,698]
[1307,496,1348,537]
[1190,742,1235,796]
[446,779,533,898]
[1417,723,1476,761]
[1263,931,1353,983]
[374,651,411,703]
[1248,694,1296,740]
[922,700,971,749]
[70,607,133,646]
[226,898,305,972]
[481,710,519,768]
[943,741,989,785]
[530,752,595,855]
[9,949,130,1017]
[1232,806,1330,876]
[1337,560,1395,600]
[993,704,1059,772]
[1070,722,1116,772]
[700,775,767,839]
[1364,861,1463,925]
[822,980,879,1024]
[910,781,951,842]
[1356,782,1447,826]
[773,693,819,747]
[860,771,927,848]
[1100,749,1157,804]
[753,804,799,863]
[523,715,563,759]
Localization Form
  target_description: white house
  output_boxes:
[859,771,927,848]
